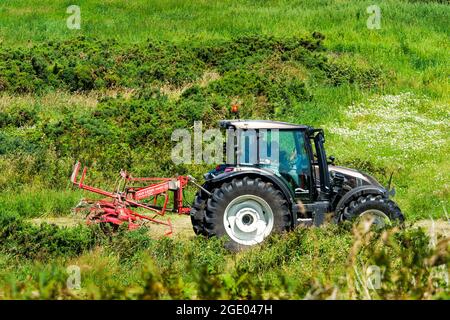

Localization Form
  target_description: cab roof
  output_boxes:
[219,120,309,130]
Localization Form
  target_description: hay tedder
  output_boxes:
[70,162,194,235]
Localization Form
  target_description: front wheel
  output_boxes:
[341,194,404,228]
[204,177,292,250]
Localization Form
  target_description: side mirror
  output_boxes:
[327,156,335,165]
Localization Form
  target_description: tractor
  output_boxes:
[190,119,404,250]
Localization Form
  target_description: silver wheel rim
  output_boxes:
[223,195,274,245]
[359,209,390,228]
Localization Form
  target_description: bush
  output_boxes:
[324,54,384,89]
[0,34,387,191]
[0,34,378,95]
[0,215,104,260]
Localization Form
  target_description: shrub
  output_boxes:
[0,215,104,260]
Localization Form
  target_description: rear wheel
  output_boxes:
[190,191,207,236]
[342,194,404,228]
[205,177,292,250]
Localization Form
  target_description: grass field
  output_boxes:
[0,0,449,299]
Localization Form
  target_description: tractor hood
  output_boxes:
[329,165,383,189]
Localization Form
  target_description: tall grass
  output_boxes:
[0,217,448,299]
[1,1,448,90]
[0,188,84,218]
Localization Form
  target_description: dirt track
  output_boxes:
[30,215,450,240]
[30,213,195,239]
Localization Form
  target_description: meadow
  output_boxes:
[0,0,448,299]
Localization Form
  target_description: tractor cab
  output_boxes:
[216,120,330,204]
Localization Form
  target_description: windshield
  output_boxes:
[227,129,311,192]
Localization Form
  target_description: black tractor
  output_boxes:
[190,120,404,249]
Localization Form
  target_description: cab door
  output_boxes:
[276,130,312,202]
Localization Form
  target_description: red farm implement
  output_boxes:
[70,162,193,235]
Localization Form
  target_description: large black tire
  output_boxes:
[341,194,404,225]
[204,177,292,250]
[190,191,207,236]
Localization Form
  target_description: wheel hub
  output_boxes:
[235,208,258,232]
[223,195,274,245]
[359,209,390,227]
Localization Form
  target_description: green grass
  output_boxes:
[0,188,84,218]
[0,0,449,300]
[0,1,447,219]
[0,1,448,92]
[0,216,448,299]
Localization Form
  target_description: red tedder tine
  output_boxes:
[70,161,191,236]
[70,161,81,184]
[70,161,116,198]
[164,218,173,236]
